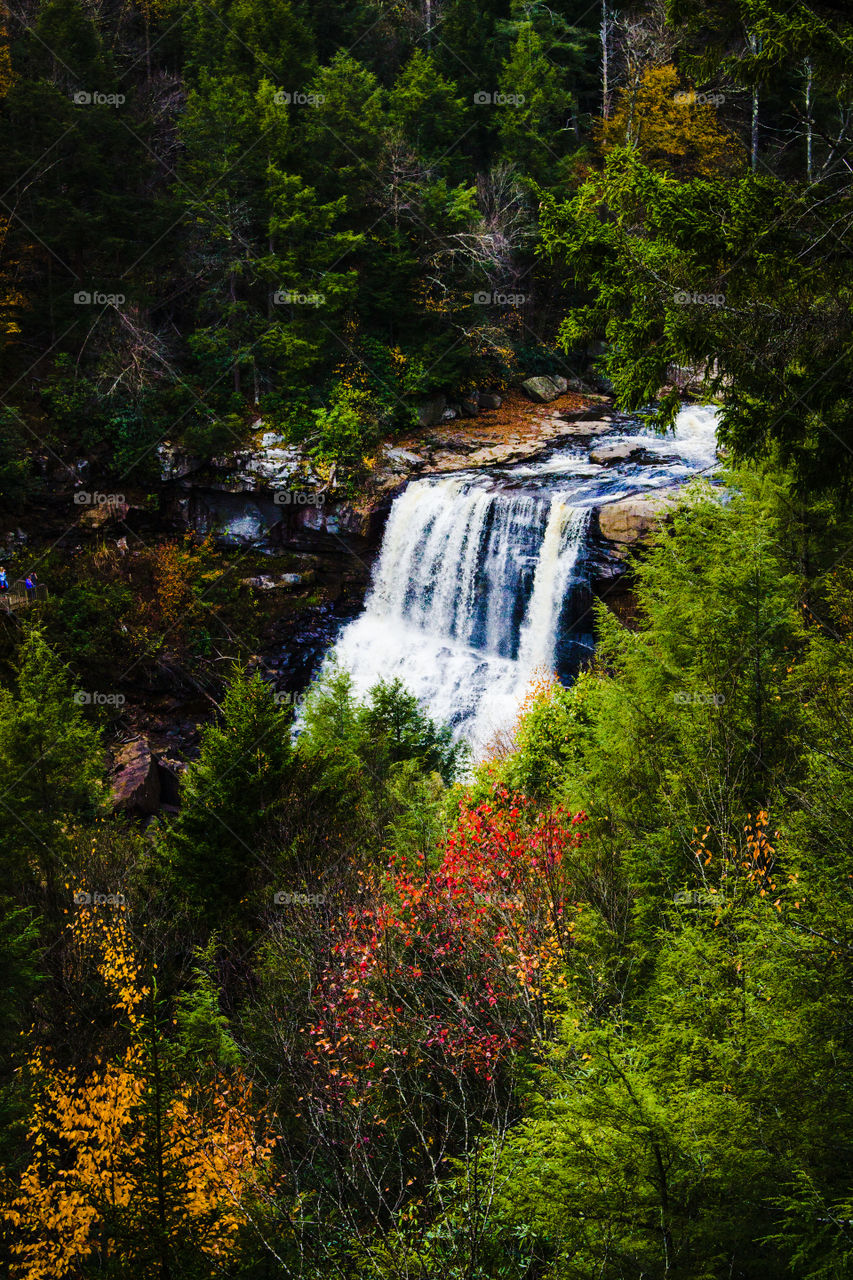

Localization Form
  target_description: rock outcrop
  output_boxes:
[112,737,161,814]
[596,487,683,545]
[589,442,678,467]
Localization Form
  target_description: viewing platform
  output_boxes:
[0,580,49,610]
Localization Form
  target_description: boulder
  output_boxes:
[521,375,566,404]
[384,446,424,468]
[589,442,679,467]
[241,571,317,590]
[460,391,480,417]
[478,392,502,410]
[589,443,644,466]
[112,737,161,815]
[416,394,447,428]
[596,488,683,545]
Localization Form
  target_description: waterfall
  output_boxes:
[518,503,589,672]
[304,402,719,758]
[325,476,591,756]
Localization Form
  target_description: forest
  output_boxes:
[3,0,853,1277]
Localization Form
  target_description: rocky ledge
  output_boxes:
[156,385,617,549]
[595,487,685,545]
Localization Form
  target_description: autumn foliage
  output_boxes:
[600,64,745,178]
[4,902,273,1279]
[308,793,586,1106]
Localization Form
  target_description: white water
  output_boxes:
[316,403,719,758]
[517,503,589,672]
[326,480,590,756]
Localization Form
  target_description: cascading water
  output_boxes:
[327,478,592,755]
[316,402,719,757]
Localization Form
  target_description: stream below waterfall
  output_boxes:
[315,403,719,756]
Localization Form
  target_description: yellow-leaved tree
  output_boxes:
[600,64,745,179]
[3,899,274,1278]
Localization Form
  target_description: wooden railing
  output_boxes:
[0,580,49,610]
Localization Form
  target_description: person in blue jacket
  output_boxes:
[0,567,8,592]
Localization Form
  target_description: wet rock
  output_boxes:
[559,405,615,423]
[240,571,317,589]
[112,737,161,814]
[596,487,683,545]
[589,442,679,467]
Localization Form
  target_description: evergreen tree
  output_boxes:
[497,23,575,180]
[387,50,470,174]
[164,666,292,921]
[0,630,103,906]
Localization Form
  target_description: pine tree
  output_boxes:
[164,666,292,921]
[387,50,470,174]
[0,630,103,905]
[497,23,575,180]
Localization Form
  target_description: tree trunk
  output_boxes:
[230,270,240,395]
[601,0,613,120]
[805,58,814,182]
[748,31,761,171]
